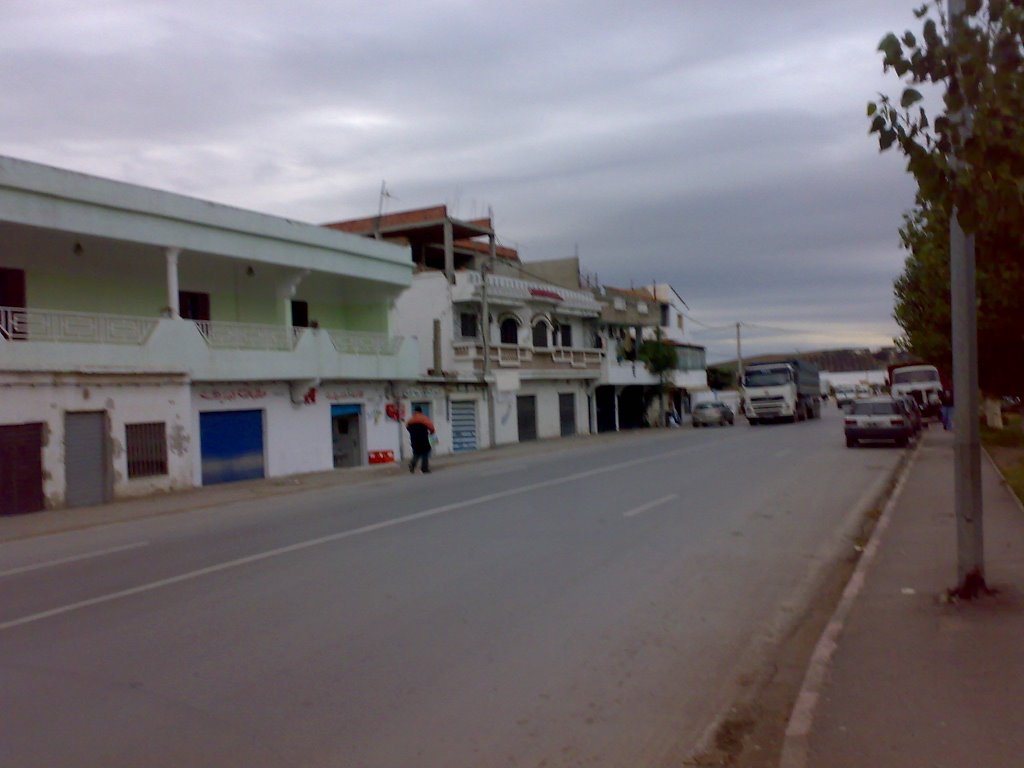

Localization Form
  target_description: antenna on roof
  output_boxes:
[374,180,393,240]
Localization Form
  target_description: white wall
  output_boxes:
[820,370,888,393]
[191,380,399,483]
[514,381,591,441]
[0,376,193,507]
[399,384,490,456]
[392,272,456,375]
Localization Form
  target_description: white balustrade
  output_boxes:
[327,329,403,356]
[194,320,298,351]
[0,306,158,344]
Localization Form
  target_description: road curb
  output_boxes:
[684,437,913,766]
[777,439,921,768]
[982,445,1024,516]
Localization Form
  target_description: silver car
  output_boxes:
[844,397,913,448]
[693,401,734,427]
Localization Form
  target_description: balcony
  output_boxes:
[452,272,602,317]
[194,319,300,351]
[1,306,158,345]
[0,307,415,382]
[452,341,602,376]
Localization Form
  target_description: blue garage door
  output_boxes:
[200,410,265,485]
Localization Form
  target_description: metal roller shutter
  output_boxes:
[65,412,110,508]
[450,400,477,452]
[559,393,576,437]
[517,395,537,442]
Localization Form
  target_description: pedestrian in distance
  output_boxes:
[406,406,436,473]
[940,388,955,431]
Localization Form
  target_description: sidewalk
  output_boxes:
[0,427,646,544]
[786,428,1024,767]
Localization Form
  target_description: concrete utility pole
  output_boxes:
[948,0,985,594]
[735,322,744,385]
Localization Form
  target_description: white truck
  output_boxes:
[742,359,821,424]
[888,363,943,419]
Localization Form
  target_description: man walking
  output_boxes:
[940,388,955,431]
[406,406,436,473]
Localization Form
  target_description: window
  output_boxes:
[660,304,670,327]
[500,318,519,345]
[460,312,478,338]
[291,300,309,328]
[126,422,168,478]
[676,346,706,371]
[559,324,572,348]
[677,314,684,330]
[179,291,210,321]
[532,322,549,348]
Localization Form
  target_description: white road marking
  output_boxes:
[623,494,679,518]
[0,442,716,632]
[0,542,150,578]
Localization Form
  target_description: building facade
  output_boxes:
[0,156,416,514]
[329,207,605,455]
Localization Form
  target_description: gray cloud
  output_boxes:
[1,0,927,362]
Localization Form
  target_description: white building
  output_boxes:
[329,209,606,453]
[0,156,416,514]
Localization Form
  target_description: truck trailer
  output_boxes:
[742,359,821,424]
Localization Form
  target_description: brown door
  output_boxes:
[0,267,26,341]
[0,423,45,515]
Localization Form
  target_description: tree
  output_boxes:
[639,329,678,426]
[893,196,1024,394]
[707,365,736,391]
[870,0,1024,397]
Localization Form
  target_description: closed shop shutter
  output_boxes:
[0,423,45,515]
[559,393,576,437]
[65,412,110,508]
[200,410,265,485]
[517,395,537,442]
[450,400,477,452]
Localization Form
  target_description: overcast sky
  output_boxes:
[1,0,926,362]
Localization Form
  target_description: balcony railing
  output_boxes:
[194,320,300,351]
[453,341,602,371]
[0,306,158,345]
[327,329,403,356]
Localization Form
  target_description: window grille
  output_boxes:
[126,422,168,478]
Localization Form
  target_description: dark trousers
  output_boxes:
[410,449,431,473]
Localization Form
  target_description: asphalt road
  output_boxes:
[0,407,904,768]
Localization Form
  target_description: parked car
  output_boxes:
[896,395,924,435]
[844,397,914,448]
[834,386,857,408]
[693,401,734,427]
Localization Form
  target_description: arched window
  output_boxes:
[500,318,519,345]
[532,322,549,348]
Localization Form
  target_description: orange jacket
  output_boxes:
[406,411,435,432]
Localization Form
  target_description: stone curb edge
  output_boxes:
[777,439,922,768]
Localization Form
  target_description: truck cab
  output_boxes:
[888,364,942,419]
[742,359,821,424]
